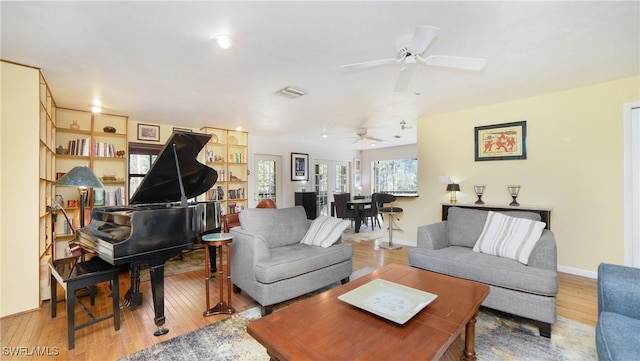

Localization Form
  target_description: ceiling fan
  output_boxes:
[340,26,487,92]
[352,128,382,144]
[400,120,413,130]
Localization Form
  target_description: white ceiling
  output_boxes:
[2,1,639,150]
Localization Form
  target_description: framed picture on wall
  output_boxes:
[475,121,527,161]
[291,152,309,181]
[354,158,361,172]
[138,124,160,142]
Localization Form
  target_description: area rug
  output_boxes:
[120,302,596,361]
[139,248,205,282]
[342,227,384,242]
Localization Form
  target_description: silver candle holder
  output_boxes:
[474,185,486,205]
[508,185,521,206]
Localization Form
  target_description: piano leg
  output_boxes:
[121,264,143,310]
[149,264,169,336]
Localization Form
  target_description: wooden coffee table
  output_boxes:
[247,264,490,361]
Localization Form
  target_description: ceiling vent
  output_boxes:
[276,86,307,99]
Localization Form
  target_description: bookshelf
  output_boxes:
[200,127,248,214]
[54,108,128,258]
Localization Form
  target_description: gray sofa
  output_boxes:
[409,206,558,337]
[230,206,353,315]
[596,263,640,361]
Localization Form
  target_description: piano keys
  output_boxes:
[76,130,221,336]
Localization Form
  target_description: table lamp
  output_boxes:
[446,183,460,203]
[55,166,105,228]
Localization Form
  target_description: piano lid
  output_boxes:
[130,131,218,205]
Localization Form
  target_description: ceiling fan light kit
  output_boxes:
[340,25,487,92]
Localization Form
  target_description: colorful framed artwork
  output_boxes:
[475,121,527,161]
[291,152,309,181]
[137,124,160,142]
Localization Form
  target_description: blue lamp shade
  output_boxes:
[55,166,104,189]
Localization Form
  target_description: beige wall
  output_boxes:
[401,76,639,276]
[0,62,41,317]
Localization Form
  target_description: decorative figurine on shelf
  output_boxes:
[70,120,80,130]
[116,150,126,158]
[103,126,116,133]
[508,185,521,206]
[474,185,486,205]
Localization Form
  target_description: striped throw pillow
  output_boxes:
[472,211,546,265]
[300,216,351,248]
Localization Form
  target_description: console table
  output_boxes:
[442,203,552,230]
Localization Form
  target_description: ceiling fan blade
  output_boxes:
[340,58,400,72]
[411,26,439,54]
[393,62,416,92]
[420,55,487,71]
[365,135,383,142]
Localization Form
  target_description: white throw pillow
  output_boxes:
[472,211,546,265]
[300,216,351,248]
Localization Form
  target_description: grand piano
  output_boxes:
[76,131,221,336]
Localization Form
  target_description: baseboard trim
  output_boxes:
[558,265,597,279]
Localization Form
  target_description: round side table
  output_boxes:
[201,232,235,316]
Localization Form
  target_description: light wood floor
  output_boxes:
[1,240,597,361]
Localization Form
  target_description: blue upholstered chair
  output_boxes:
[596,263,640,361]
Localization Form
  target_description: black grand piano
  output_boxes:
[76,131,221,336]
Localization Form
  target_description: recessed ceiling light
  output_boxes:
[321,133,328,138]
[236,126,242,131]
[91,105,102,113]
[214,34,233,49]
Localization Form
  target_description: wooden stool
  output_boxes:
[50,256,120,350]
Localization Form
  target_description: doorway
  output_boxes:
[254,154,282,207]
[314,159,350,216]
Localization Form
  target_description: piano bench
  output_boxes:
[49,256,121,350]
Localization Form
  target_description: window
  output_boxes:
[257,159,277,203]
[372,158,418,196]
[128,143,162,200]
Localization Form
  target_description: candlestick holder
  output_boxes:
[474,185,486,205]
[508,185,521,206]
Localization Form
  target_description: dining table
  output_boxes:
[347,198,372,233]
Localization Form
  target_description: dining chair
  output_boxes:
[362,193,381,230]
[333,193,355,225]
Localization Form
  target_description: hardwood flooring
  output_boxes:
[0,240,597,361]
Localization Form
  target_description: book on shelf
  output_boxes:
[93,189,105,206]
[94,142,116,157]
[104,186,126,206]
[66,137,91,156]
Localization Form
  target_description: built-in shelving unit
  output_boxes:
[38,71,57,301]
[200,127,248,214]
[54,108,128,258]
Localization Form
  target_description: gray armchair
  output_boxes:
[230,206,353,315]
[596,263,640,361]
